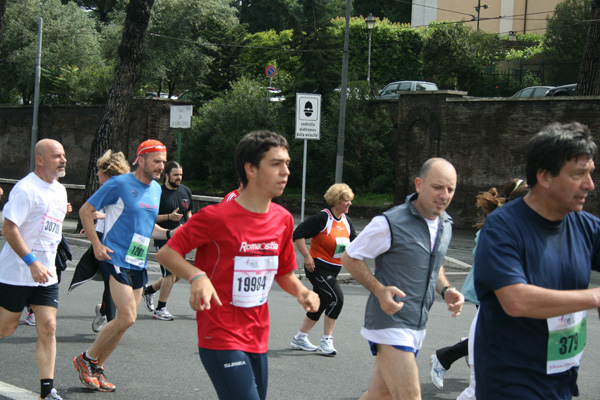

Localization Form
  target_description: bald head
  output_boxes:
[34,139,67,183]
[414,158,457,220]
[35,139,62,157]
[418,158,455,181]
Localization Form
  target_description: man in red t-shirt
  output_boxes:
[157,130,319,400]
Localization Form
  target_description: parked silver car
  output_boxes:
[511,86,554,98]
[545,84,577,96]
[375,80,438,99]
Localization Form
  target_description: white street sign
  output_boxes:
[169,105,193,129]
[295,93,321,140]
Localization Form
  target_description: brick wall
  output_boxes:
[385,92,600,227]
[0,98,184,212]
[0,98,180,184]
[2,95,600,228]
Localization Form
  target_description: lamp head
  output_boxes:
[366,13,376,31]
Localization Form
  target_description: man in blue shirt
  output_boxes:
[73,140,172,392]
[474,122,600,399]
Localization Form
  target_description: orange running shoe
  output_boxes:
[94,367,116,392]
[73,353,100,390]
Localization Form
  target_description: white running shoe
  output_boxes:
[24,312,36,326]
[92,304,107,333]
[290,336,318,352]
[430,353,446,389]
[153,307,174,321]
[143,290,155,312]
[317,337,337,356]
[40,388,63,399]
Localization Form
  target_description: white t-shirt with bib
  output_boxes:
[0,172,68,286]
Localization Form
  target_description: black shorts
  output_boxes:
[0,282,59,312]
[199,348,268,400]
[156,245,173,277]
[98,261,148,290]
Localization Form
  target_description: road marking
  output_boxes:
[0,381,38,400]
[444,256,472,270]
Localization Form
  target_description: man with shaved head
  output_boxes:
[0,138,68,400]
[342,158,464,400]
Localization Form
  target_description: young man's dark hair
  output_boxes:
[234,130,289,187]
[526,122,597,188]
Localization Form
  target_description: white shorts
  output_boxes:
[361,326,426,353]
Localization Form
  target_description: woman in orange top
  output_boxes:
[289,183,356,356]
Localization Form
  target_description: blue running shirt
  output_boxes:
[87,173,161,271]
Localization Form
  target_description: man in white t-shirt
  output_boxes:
[342,158,464,400]
[0,139,68,400]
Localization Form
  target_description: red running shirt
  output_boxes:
[168,200,297,353]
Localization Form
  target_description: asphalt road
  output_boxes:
[2,216,600,399]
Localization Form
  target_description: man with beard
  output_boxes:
[0,139,68,399]
[73,140,173,392]
[142,160,193,320]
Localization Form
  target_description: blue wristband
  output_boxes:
[22,252,38,266]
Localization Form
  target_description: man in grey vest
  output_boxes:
[342,158,464,400]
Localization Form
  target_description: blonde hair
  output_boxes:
[97,150,130,177]
[324,183,354,207]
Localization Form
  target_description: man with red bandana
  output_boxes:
[73,140,173,392]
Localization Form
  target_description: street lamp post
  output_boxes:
[474,0,488,32]
[366,13,376,83]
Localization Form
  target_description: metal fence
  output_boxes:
[468,60,580,97]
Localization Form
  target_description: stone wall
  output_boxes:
[0,98,181,184]
[2,94,600,228]
[383,92,600,227]
[0,98,184,212]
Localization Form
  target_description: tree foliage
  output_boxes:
[0,0,104,104]
[300,81,394,194]
[545,0,592,62]
[238,29,298,89]
[352,0,412,24]
[288,0,342,97]
[330,17,424,89]
[61,0,128,23]
[195,2,246,99]
[141,0,235,97]
[83,0,154,204]
[235,0,298,33]
[181,78,287,188]
[0,0,7,49]
[182,77,393,195]
[544,0,592,84]
[421,22,504,90]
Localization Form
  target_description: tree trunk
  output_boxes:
[79,0,155,228]
[0,0,7,50]
[577,0,600,96]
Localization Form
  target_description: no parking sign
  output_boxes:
[265,65,277,78]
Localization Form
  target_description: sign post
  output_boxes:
[265,65,277,87]
[295,93,322,221]
[169,105,193,163]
